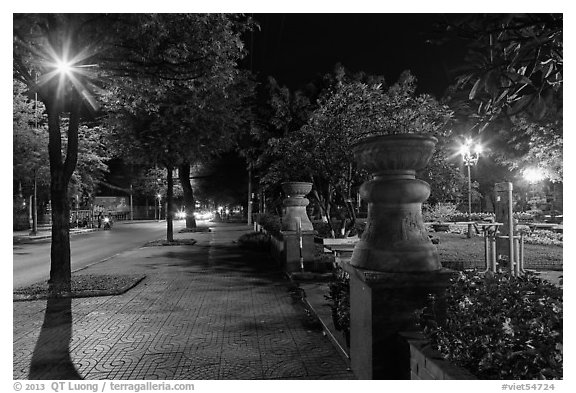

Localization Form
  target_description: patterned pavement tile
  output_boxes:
[13,225,354,380]
[218,356,263,380]
[262,357,308,379]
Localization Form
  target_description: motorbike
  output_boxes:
[103,216,113,230]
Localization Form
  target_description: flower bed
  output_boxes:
[521,229,563,246]
[324,265,350,340]
[450,212,496,222]
[420,271,562,380]
[325,266,562,379]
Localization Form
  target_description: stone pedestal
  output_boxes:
[278,182,316,272]
[350,135,441,272]
[347,134,456,379]
[344,264,455,379]
[281,182,314,231]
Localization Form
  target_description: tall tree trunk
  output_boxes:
[166,165,174,242]
[47,96,81,294]
[311,179,336,238]
[336,188,356,237]
[310,176,329,223]
[178,162,197,229]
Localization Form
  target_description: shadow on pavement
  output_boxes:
[29,297,82,380]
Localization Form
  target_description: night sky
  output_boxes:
[246,13,466,97]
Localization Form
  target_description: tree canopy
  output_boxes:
[439,14,563,182]
[12,13,256,289]
[440,14,562,126]
[252,66,458,233]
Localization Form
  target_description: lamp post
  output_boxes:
[523,168,545,211]
[30,71,39,236]
[75,194,79,228]
[459,139,482,238]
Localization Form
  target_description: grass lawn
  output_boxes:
[434,232,563,271]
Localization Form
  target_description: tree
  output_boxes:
[103,14,255,239]
[258,68,455,235]
[70,125,110,198]
[13,80,50,233]
[249,66,370,221]
[13,13,254,290]
[131,167,178,201]
[177,71,255,229]
[439,14,563,182]
[14,14,107,293]
[237,75,317,222]
[440,14,562,125]
[192,152,249,210]
[14,76,110,235]
[503,117,562,182]
[418,136,466,206]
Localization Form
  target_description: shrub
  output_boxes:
[308,251,336,274]
[255,213,282,237]
[351,220,366,237]
[523,230,563,246]
[237,231,270,251]
[514,211,538,221]
[451,212,496,222]
[423,203,459,222]
[325,266,350,332]
[313,221,333,238]
[421,271,562,380]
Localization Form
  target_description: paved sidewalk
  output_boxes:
[13,223,355,380]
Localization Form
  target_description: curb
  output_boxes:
[13,228,98,243]
[285,273,352,367]
[13,275,147,302]
[301,290,351,365]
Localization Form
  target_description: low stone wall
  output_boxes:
[254,224,316,272]
[400,331,477,380]
[268,231,284,264]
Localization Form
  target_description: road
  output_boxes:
[13,220,185,289]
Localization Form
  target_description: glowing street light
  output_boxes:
[523,168,545,211]
[523,168,545,184]
[55,59,73,75]
[459,139,482,165]
[459,138,482,237]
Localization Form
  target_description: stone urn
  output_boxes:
[350,134,441,272]
[281,181,314,231]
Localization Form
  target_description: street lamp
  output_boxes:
[523,168,545,211]
[55,59,73,75]
[459,139,482,236]
[523,167,545,184]
[75,194,79,228]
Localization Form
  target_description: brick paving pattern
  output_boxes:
[13,225,354,380]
